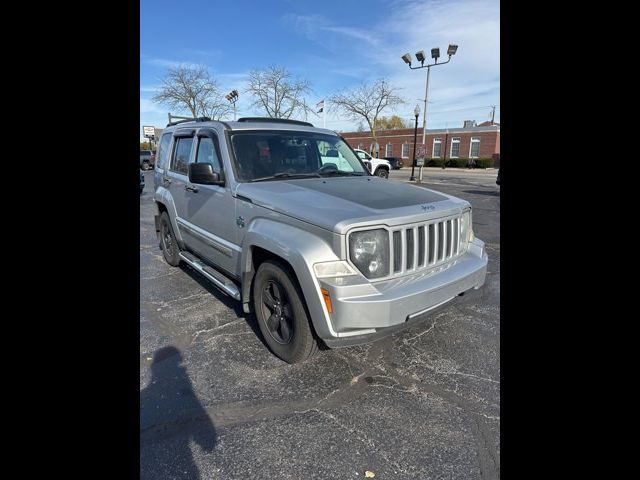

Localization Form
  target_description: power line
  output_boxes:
[394,105,500,116]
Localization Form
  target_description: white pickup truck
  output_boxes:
[353,149,391,178]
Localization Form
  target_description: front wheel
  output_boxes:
[253,260,319,363]
[141,162,150,171]
[159,211,181,266]
[375,168,389,179]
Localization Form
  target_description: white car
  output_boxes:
[354,149,391,179]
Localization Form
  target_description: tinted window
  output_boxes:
[171,137,193,175]
[196,137,222,172]
[156,134,172,169]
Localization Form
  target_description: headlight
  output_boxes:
[349,229,390,279]
[459,209,474,251]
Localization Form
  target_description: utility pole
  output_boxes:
[490,105,496,124]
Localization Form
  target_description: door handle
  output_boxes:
[163,177,172,186]
[185,184,199,193]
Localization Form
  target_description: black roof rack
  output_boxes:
[237,117,314,127]
[166,116,211,127]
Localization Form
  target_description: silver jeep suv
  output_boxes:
[153,117,487,363]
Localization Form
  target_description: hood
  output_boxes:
[235,176,468,234]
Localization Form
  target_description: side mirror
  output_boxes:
[188,163,224,186]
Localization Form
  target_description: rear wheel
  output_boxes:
[253,260,319,363]
[142,161,150,171]
[375,168,389,179]
[159,211,181,266]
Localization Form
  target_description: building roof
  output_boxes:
[341,124,500,138]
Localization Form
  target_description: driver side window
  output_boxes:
[195,136,222,173]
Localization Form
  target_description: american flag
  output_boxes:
[316,100,324,113]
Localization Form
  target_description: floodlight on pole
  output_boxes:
[226,89,239,121]
[401,44,459,182]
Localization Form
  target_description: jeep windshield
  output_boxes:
[230,131,367,182]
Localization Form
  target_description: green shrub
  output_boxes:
[445,158,468,168]
[475,157,494,168]
[426,158,445,167]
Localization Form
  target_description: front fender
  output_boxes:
[240,219,341,340]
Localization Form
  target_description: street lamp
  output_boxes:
[225,89,239,120]
[410,104,420,181]
[401,44,458,182]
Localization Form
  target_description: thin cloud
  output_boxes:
[322,26,379,46]
[140,98,164,114]
[144,57,201,69]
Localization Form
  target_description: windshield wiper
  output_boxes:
[318,170,365,177]
[250,172,322,182]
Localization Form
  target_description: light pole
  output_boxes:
[401,44,458,182]
[410,104,420,181]
[225,89,239,120]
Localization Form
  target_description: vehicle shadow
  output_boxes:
[140,346,216,480]
[178,263,271,351]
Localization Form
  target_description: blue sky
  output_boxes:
[140,0,499,140]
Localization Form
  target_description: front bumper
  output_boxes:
[319,238,487,346]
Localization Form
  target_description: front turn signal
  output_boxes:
[321,288,333,314]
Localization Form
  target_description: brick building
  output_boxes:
[341,121,500,163]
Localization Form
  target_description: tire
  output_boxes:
[252,259,319,363]
[375,168,389,179]
[140,186,144,194]
[159,211,181,266]
[141,161,150,171]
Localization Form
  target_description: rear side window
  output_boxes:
[156,133,172,170]
[171,137,194,175]
[196,136,222,173]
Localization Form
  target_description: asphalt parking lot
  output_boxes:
[140,167,500,479]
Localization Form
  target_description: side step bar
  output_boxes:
[179,251,241,301]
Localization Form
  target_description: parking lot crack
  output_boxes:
[298,408,411,476]
[191,320,245,343]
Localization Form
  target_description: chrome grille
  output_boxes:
[389,214,463,277]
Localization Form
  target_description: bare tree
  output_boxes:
[329,79,405,154]
[247,66,313,119]
[152,65,233,120]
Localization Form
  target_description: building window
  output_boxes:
[450,137,461,158]
[402,143,410,158]
[432,138,442,158]
[469,137,480,158]
[386,143,393,157]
